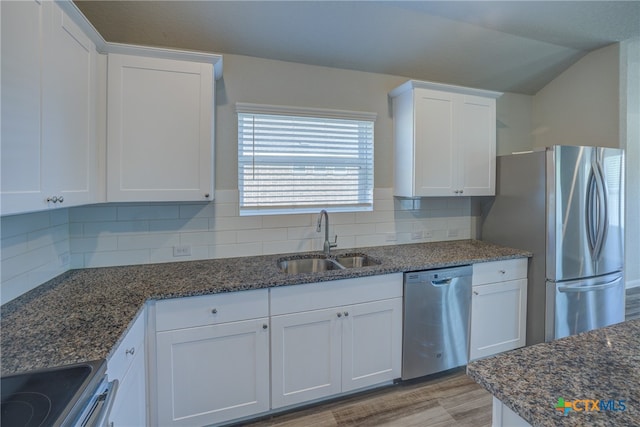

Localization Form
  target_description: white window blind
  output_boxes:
[237,103,375,215]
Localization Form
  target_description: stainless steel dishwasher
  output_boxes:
[402,265,472,380]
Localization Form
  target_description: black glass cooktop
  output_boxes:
[1,360,105,427]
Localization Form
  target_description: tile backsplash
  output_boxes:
[1,209,70,303]
[1,188,478,303]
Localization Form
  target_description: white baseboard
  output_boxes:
[626,278,640,289]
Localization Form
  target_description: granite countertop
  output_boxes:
[1,239,529,376]
[467,319,640,427]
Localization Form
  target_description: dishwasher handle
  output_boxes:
[431,278,453,286]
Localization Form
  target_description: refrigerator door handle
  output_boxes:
[593,159,609,261]
[585,166,598,256]
[557,276,620,293]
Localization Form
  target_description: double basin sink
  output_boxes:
[278,253,380,274]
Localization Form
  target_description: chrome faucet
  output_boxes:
[317,209,337,256]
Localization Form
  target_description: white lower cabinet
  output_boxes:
[470,259,528,360]
[270,274,403,409]
[154,289,270,426]
[107,310,147,427]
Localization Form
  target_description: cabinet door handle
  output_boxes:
[47,196,58,203]
[125,347,135,356]
[337,312,342,318]
[499,270,506,274]
[343,312,349,317]
[473,291,479,296]
[211,308,218,314]
[204,193,210,198]
[263,324,268,330]
[58,196,64,203]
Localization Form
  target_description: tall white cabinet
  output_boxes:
[107,53,215,202]
[1,1,98,215]
[390,80,502,198]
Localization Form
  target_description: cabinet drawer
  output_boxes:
[108,308,146,382]
[473,258,527,286]
[155,289,269,332]
[271,273,403,316]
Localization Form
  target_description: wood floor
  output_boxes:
[625,286,640,321]
[242,369,491,427]
[241,287,640,427]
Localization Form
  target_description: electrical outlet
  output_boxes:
[173,245,191,257]
[447,229,459,238]
[423,230,434,238]
[411,231,423,240]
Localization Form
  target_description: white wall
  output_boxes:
[532,43,620,148]
[0,210,70,303]
[620,37,640,288]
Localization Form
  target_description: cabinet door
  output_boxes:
[470,279,527,360]
[271,308,341,409]
[458,95,496,196]
[156,318,269,426]
[109,342,147,427]
[107,54,213,202]
[1,0,45,215]
[413,89,457,196]
[341,298,402,393]
[42,1,98,208]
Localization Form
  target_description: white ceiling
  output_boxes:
[74,1,640,95]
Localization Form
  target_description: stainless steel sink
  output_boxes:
[278,257,344,274]
[335,253,380,268]
[278,253,380,274]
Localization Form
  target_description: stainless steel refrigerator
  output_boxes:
[481,145,625,344]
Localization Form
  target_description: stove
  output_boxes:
[1,360,110,427]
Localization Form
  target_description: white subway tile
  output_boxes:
[263,214,311,229]
[1,244,62,282]
[117,233,179,251]
[263,240,313,255]
[84,250,150,268]
[334,223,374,237]
[180,230,237,246]
[70,236,118,254]
[210,216,262,231]
[26,224,68,250]
[69,223,83,238]
[1,260,64,304]
[149,218,209,232]
[373,199,395,212]
[179,203,215,219]
[212,203,238,218]
[49,208,69,226]
[334,235,355,250]
[83,221,149,237]
[355,210,394,224]
[286,226,316,241]
[355,234,388,248]
[117,204,179,221]
[327,212,356,225]
[1,234,28,261]
[209,242,262,259]
[237,228,287,244]
[70,253,85,269]
[1,211,50,238]
[69,205,117,223]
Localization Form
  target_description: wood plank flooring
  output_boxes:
[240,287,640,427]
[626,286,640,321]
[241,369,492,427]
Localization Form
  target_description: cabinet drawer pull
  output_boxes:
[211,308,218,314]
[125,347,135,356]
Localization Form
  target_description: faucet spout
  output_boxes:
[317,209,337,256]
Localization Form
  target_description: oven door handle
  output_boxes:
[83,379,119,427]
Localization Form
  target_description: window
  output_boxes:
[237,103,375,215]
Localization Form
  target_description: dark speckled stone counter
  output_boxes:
[467,319,640,426]
[1,239,529,376]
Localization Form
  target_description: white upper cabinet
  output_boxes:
[107,53,214,202]
[390,80,501,197]
[1,1,98,215]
